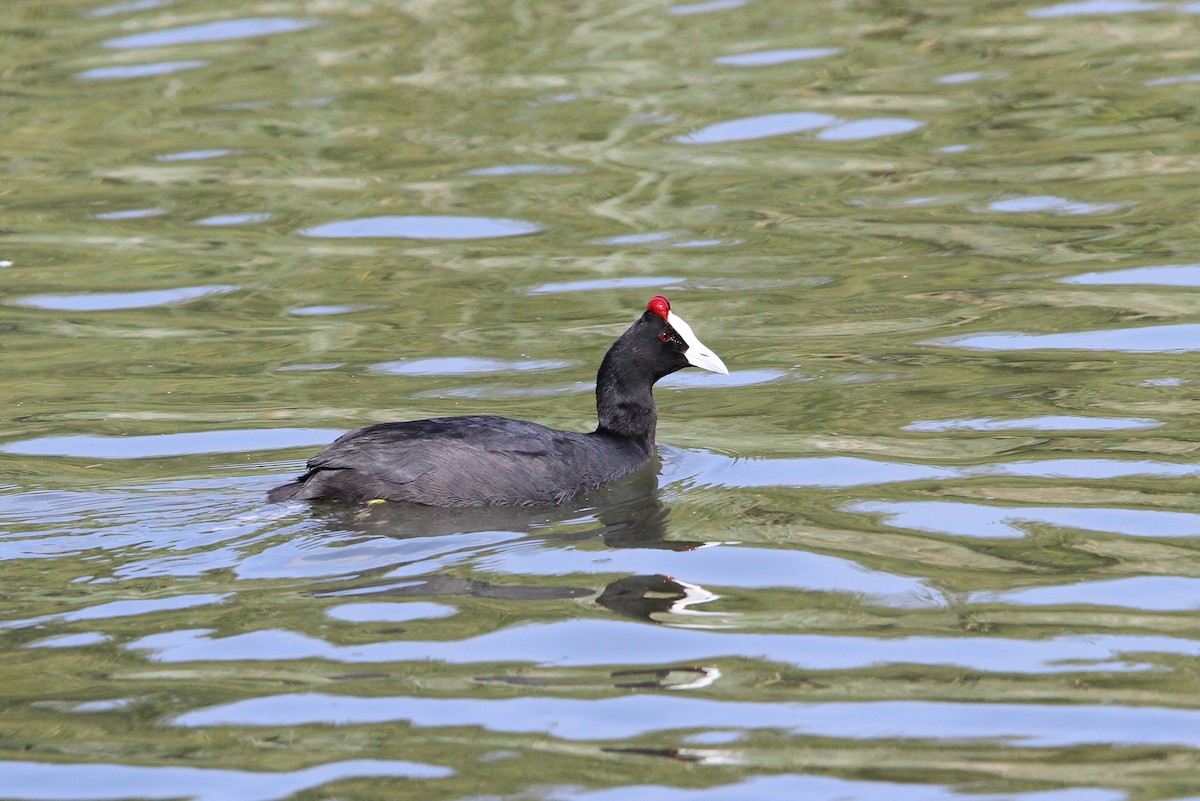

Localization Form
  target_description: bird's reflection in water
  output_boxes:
[300,461,705,550]
[595,574,720,623]
[303,464,726,694]
[306,462,711,605]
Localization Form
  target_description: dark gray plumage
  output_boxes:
[268,296,727,507]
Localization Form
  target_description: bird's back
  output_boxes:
[268,415,650,506]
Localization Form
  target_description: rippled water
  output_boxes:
[5,0,1200,799]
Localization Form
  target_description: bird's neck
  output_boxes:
[593,349,658,454]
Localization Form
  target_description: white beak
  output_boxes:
[667,311,729,375]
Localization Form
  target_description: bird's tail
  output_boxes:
[267,477,308,503]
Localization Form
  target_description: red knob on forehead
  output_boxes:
[647,295,671,320]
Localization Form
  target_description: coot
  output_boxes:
[268,295,727,507]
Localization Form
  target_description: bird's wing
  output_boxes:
[307,417,566,485]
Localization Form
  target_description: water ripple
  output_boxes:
[987,195,1131,215]
[668,0,747,14]
[11,285,238,311]
[478,541,931,601]
[7,593,229,631]
[103,17,317,49]
[1061,263,1200,285]
[529,276,684,294]
[195,213,270,226]
[676,112,841,144]
[904,415,1161,432]
[172,691,1200,747]
[713,48,842,66]
[657,368,787,388]
[1,428,343,459]
[816,118,925,141]
[589,231,677,245]
[26,632,113,649]
[1027,0,1167,17]
[325,602,457,623]
[676,113,924,144]
[676,452,959,489]
[935,323,1200,352]
[850,500,1200,539]
[465,164,582,176]
[369,357,571,376]
[86,0,172,17]
[93,207,166,220]
[156,149,238,162]
[76,60,207,80]
[300,215,543,240]
[554,775,1121,801]
[1146,73,1200,86]
[234,530,520,581]
[977,576,1200,611]
[937,71,987,84]
[675,450,1200,489]
[131,620,1192,673]
[0,759,451,801]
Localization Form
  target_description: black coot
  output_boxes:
[268,295,727,507]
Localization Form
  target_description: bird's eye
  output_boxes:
[659,332,673,343]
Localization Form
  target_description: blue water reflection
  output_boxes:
[130,620,1196,673]
[676,113,841,144]
[76,60,207,80]
[173,692,1200,747]
[674,451,959,489]
[325,602,457,623]
[0,759,451,801]
[529,276,684,294]
[1,428,343,458]
[674,450,1200,489]
[466,164,582,176]
[904,415,1160,431]
[7,593,228,631]
[987,195,1130,215]
[936,71,1004,84]
[86,0,172,17]
[658,368,786,388]
[816,119,924,141]
[850,500,1200,539]
[103,18,317,49]
[1146,73,1200,86]
[677,113,924,144]
[195,213,270,226]
[668,0,747,14]
[300,215,543,240]
[713,48,842,66]
[552,775,1121,801]
[26,633,112,649]
[369,357,571,376]
[11,285,238,311]
[1027,0,1166,17]
[289,305,374,317]
[234,530,521,581]
[93,207,166,220]
[936,323,1200,352]
[589,232,677,245]
[978,576,1200,611]
[156,149,238,162]
[1061,263,1200,285]
[477,541,930,600]
[0,483,274,562]
[669,237,742,248]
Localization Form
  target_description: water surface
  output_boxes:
[5,1,1200,800]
